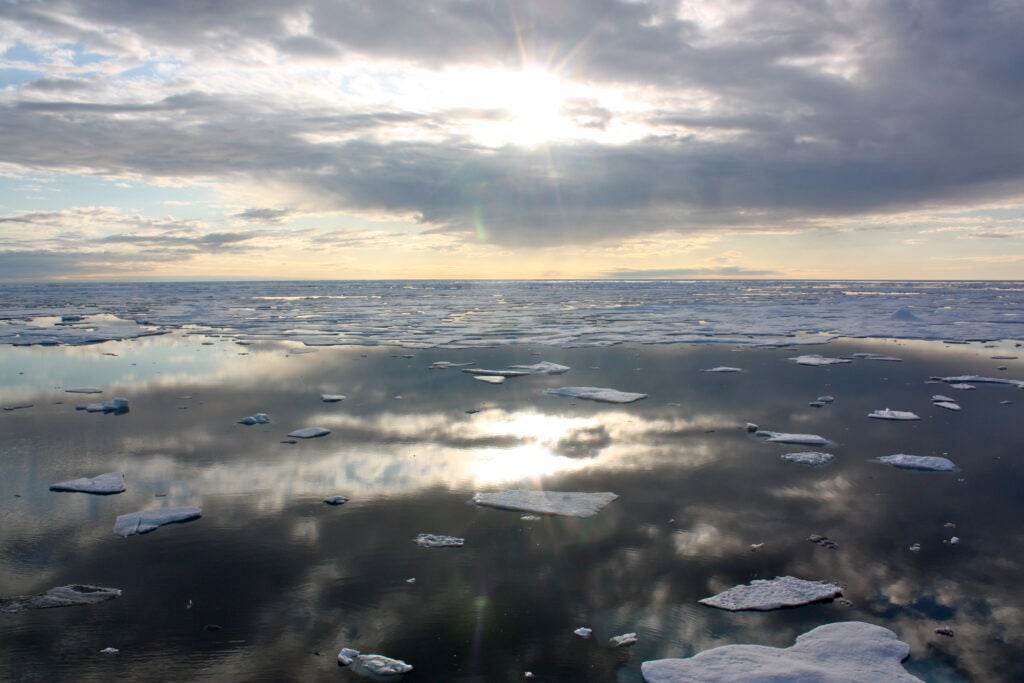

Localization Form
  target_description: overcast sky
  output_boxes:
[1,0,1022,280]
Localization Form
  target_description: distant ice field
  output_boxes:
[0,280,1021,347]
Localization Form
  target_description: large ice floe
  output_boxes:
[545,387,647,404]
[287,426,330,438]
[868,409,920,420]
[472,490,618,518]
[753,430,833,447]
[414,533,464,548]
[50,472,125,494]
[641,621,922,683]
[113,506,202,537]
[337,648,413,675]
[780,452,835,467]
[1,584,122,614]
[699,576,842,611]
[870,454,959,472]
[788,354,853,366]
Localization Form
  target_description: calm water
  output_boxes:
[1,334,1022,681]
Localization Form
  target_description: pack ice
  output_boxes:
[699,576,842,611]
[753,430,833,447]
[641,621,922,683]
[472,490,618,518]
[0,584,122,614]
[545,387,647,404]
[50,472,126,494]
[870,454,959,472]
[113,506,202,537]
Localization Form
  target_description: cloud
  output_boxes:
[234,208,292,223]
[602,266,780,279]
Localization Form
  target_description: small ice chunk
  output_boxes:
[337,648,360,665]
[817,396,835,403]
[574,627,592,638]
[749,543,765,551]
[950,536,960,545]
[237,413,270,425]
[640,621,921,683]
[933,402,960,411]
[868,409,920,420]
[744,422,759,432]
[937,374,1024,388]
[780,452,835,467]
[610,632,638,647]
[851,353,903,361]
[323,496,348,505]
[508,361,571,374]
[472,490,618,518]
[699,576,842,611]
[76,397,129,413]
[288,426,330,438]
[100,647,119,655]
[429,361,475,369]
[950,383,975,390]
[545,386,647,403]
[66,388,103,394]
[0,584,122,614]
[931,395,956,403]
[414,533,464,548]
[461,368,530,377]
[50,472,126,495]
[474,375,506,384]
[871,454,959,472]
[788,354,852,366]
[808,401,825,408]
[320,394,346,402]
[405,577,416,584]
[753,430,833,446]
[337,649,414,675]
[702,366,743,373]
[113,506,202,537]
[909,543,921,552]
[524,672,535,679]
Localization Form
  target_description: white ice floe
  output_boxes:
[949,383,976,390]
[788,354,852,366]
[320,394,346,402]
[461,368,530,377]
[851,353,903,361]
[817,396,835,403]
[237,413,270,425]
[50,472,125,495]
[287,426,330,438]
[337,648,413,675]
[871,454,959,472]
[113,506,202,537]
[508,361,571,374]
[640,621,922,683]
[100,647,119,655]
[753,430,833,447]
[610,633,638,647]
[545,387,647,404]
[931,395,956,403]
[937,374,1024,388]
[414,533,464,548]
[76,397,129,413]
[429,361,475,369]
[66,387,103,394]
[472,490,619,518]
[574,627,593,638]
[323,496,349,505]
[699,576,842,611]
[933,402,960,411]
[868,409,920,420]
[0,584,122,613]
[780,452,835,467]
[474,375,506,384]
[702,366,744,373]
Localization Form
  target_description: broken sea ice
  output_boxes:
[700,576,842,611]
[472,490,618,518]
[50,471,126,495]
[113,506,202,537]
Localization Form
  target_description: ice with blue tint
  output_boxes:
[0,280,1020,348]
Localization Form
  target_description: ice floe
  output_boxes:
[640,621,921,683]
[936,374,1024,388]
[76,397,129,413]
[508,361,571,374]
[113,506,202,537]
[414,533,464,548]
[868,409,920,420]
[753,430,833,447]
[574,627,592,638]
[545,387,647,404]
[287,426,330,438]
[780,452,835,467]
[474,375,506,384]
[702,366,743,373]
[851,353,903,361]
[931,394,956,403]
[950,383,976,390]
[66,387,103,394]
[237,413,270,425]
[461,368,530,377]
[320,394,346,402]
[472,490,618,518]
[0,584,122,614]
[337,648,413,675]
[50,472,125,495]
[699,576,842,611]
[933,402,960,411]
[871,454,959,472]
[610,632,638,647]
[429,361,475,369]
[789,354,852,366]
[100,647,119,655]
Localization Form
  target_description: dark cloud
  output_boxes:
[234,208,292,223]
[0,250,173,280]
[602,266,782,279]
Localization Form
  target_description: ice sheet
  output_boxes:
[472,490,618,518]
[545,387,648,404]
[113,506,202,537]
[699,576,842,611]
[50,472,126,494]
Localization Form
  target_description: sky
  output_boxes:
[1,0,1023,281]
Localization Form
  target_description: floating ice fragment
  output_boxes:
[2,403,33,411]
[414,533,464,548]
[323,496,348,505]
[950,536,960,545]
[429,361,475,369]
[933,402,960,411]
[744,422,759,432]
[545,387,647,404]
[524,672,535,679]
[699,576,842,611]
[753,430,833,446]
[508,361,571,374]
[320,394,346,402]
[780,452,834,467]
[574,627,592,638]
[113,506,202,537]
[287,426,330,438]
[702,366,743,373]
[50,472,125,495]
[950,383,975,390]
[610,633,638,647]
[868,409,920,420]
[851,353,903,361]
[472,490,618,518]
[337,648,413,675]
[749,543,765,551]
[937,374,1024,388]
[909,543,921,552]
[788,354,852,366]
[66,388,103,394]
[871,454,959,472]
[520,514,541,521]
[817,396,835,403]
[808,401,825,408]
[641,621,922,683]
[931,395,956,403]
[0,584,122,613]
[474,375,506,384]
[100,647,119,655]
[237,413,270,425]
[461,368,529,377]
[76,397,129,413]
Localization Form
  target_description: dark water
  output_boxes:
[1,335,1022,682]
